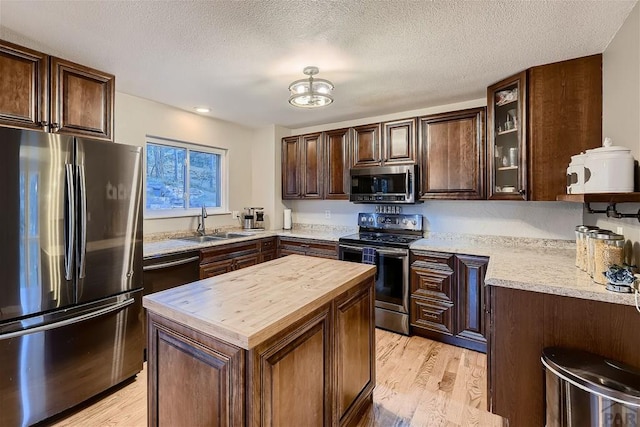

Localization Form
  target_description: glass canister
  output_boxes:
[575,225,599,271]
[591,232,625,285]
[587,229,612,278]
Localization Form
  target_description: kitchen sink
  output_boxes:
[172,232,253,243]
[208,231,253,239]
[173,235,226,243]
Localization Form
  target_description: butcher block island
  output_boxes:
[143,254,376,427]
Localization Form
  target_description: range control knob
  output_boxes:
[368,217,374,223]
[412,220,417,225]
[402,218,408,224]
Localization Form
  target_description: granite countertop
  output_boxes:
[143,227,638,308]
[411,235,638,307]
[142,254,375,349]
[143,227,354,258]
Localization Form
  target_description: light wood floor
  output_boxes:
[46,330,504,427]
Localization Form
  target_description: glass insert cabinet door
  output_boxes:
[487,71,527,200]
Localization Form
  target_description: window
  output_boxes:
[145,136,227,217]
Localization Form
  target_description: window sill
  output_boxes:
[145,210,231,220]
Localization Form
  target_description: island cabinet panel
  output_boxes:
[0,40,48,130]
[278,237,338,260]
[324,128,351,199]
[247,305,332,427]
[419,107,486,199]
[487,286,640,426]
[259,237,277,263]
[351,123,382,168]
[409,250,487,353]
[335,281,375,425]
[147,312,245,427]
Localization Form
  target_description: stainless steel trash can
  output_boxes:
[542,347,640,427]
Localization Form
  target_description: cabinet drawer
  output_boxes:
[278,237,338,259]
[200,241,260,265]
[410,260,454,302]
[260,237,277,252]
[411,250,455,265]
[410,297,454,336]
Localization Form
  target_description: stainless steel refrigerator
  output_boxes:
[0,127,144,426]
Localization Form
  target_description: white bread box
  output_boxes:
[583,138,635,193]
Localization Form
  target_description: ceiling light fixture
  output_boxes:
[288,66,334,108]
[194,107,210,113]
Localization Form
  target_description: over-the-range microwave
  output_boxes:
[349,164,421,204]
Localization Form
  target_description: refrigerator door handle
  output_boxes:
[65,164,75,281]
[78,164,87,279]
[0,297,135,341]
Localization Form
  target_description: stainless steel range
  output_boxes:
[339,212,423,335]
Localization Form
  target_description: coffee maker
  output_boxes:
[241,207,265,230]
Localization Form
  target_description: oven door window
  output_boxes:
[339,246,407,312]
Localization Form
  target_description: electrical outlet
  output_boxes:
[324,210,331,219]
[617,226,624,235]
[232,210,239,219]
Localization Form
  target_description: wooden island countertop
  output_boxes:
[142,254,375,349]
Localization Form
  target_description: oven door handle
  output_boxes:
[339,244,408,257]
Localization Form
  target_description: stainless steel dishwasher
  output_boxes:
[143,250,200,295]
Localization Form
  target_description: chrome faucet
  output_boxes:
[197,205,208,236]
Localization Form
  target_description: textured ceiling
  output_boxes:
[0,0,636,129]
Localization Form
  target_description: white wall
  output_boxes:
[280,99,584,240]
[115,93,255,234]
[593,1,640,262]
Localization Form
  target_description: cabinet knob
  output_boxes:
[50,122,60,130]
[518,189,526,196]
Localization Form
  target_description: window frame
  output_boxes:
[144,136,229,219]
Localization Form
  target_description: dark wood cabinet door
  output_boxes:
[487,71,528,201]
[334,279,375,425]
[351,123,381,168]
[200,259,234,279]
[147,312,245,427]
[0,40,48,131]
[281,136,301,199]
[455,255,488,349]
[249,305,332,427]
[382,118,416,165]
[50,57,114,141]
[301,132,323,199]
[528,54,602,201]
[323,128,350,199]
[419,108,486,199]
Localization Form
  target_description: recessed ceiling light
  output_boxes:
[194,107,210,113]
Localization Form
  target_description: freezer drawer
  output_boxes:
[0,289,144,427]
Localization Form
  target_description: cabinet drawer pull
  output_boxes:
[424,312,439,320]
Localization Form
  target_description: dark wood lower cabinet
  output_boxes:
[147,277,375,427]
[278,237,338,259]
[487,286,640,426]
[410,250,488,352]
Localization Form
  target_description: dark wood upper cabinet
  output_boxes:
[323,128,350,199]
[0,39,115,141]
[351,123,381,168]
[527,54,602,201]
[281,132,323,200]
[382,118,417,165]
[50,57,114,141]
[281,136,301,199]
[419,107,486,199]
[487,71,528,201]
[488,54,602,201]
[0,40,48,131]
[301,132,323,199]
